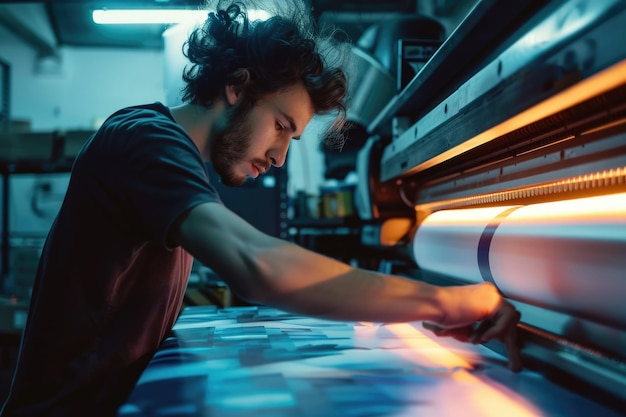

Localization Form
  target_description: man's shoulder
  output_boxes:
[98,102,190,145]
[107,102,174,126]
[79,102,192,161]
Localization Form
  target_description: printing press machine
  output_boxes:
[119,0,626,415]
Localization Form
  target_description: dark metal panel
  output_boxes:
[368,0,551,137]
[312,0,415,14]
[379,0,626,182]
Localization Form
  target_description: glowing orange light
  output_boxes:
[422,206,520,227]
[506,192,626,225]
[384,323,473,369]
[421,58,626,173]
[384,323,545,417]
[423,192,626,226]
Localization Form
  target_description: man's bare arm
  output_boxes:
[173,202,521,370]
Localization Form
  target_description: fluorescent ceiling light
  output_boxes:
[92,9,271,25]
[93,9,206,24]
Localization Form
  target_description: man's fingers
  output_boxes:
[469,319,494,344]
[476,318,504,342]
[505,330,523,372]
[478,306,523,371]
[422,322,443,333]
[425,318,523,371]
[479,303,521,342]
[424,322,474,342]
[474,320,523,372]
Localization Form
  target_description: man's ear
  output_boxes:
[225,68,250,105]
[225,84,240,105]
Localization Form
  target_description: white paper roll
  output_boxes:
[412,193,626,328]
[413,206,520,284]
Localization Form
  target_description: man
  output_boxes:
[1,1,521,416]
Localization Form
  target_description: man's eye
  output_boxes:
[276,121,284,131]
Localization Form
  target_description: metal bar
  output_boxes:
[0,60,9,133]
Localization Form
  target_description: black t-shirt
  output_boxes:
[1,103,221,416]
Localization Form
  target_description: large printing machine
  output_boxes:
[119,1,625,415]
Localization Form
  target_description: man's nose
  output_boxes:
[268,142,290,168]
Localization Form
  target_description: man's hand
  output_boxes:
[423,285,522,372]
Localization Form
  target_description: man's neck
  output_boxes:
[169,102,225,157]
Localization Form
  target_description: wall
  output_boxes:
[0,25,165,132]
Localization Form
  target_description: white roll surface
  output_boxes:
[412,193,626,328]
[413,206,520,284]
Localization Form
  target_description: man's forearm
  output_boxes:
[247,240,499,326]
[262,264,445,323]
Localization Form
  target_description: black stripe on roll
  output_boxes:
[477,206,521,291]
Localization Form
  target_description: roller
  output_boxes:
[412,193,626,329]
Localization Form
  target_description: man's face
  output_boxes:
[209,83,315,187]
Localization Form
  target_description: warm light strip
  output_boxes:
[92,9,271,25]
[416,58,626,174]
[419,166,626,212]
[384,323,472,369]
[385,323,542,417]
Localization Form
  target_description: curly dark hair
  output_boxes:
[181,0,348,138]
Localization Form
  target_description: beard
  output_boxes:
[209,99,254,187]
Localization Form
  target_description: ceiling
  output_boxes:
[1,0,434,52]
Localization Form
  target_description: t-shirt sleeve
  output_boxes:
[116,117,221,249]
